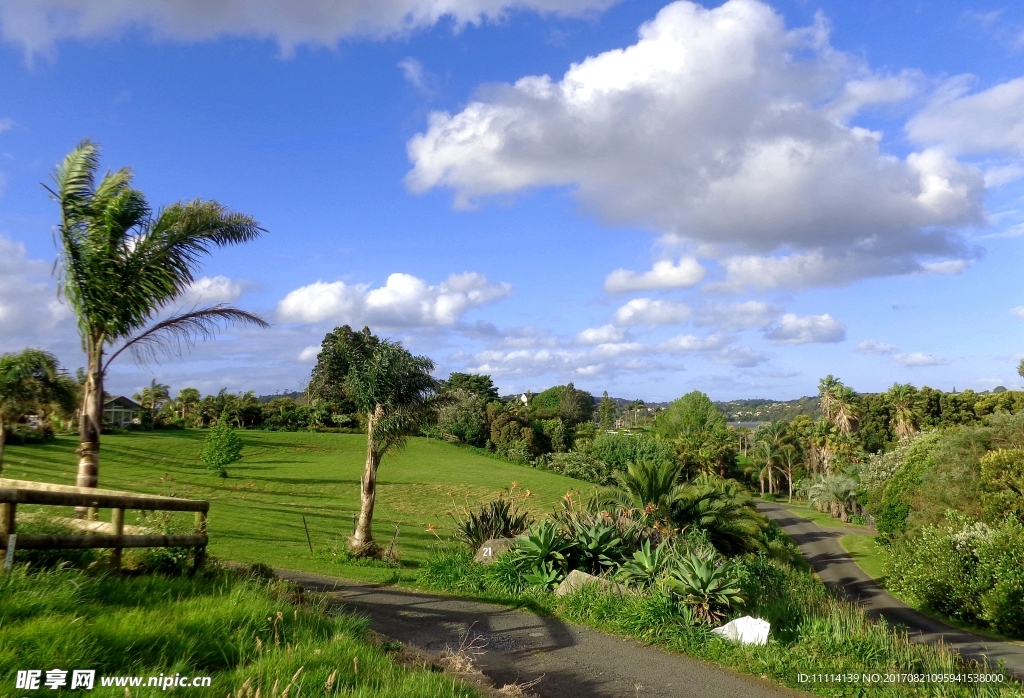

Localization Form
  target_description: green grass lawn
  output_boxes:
[839,533,886,583]
[774,501,869,529]
[2,431,586,582]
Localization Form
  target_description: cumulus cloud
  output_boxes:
[407,0,985,288]
[658,333,729,353]
[894,352,947,367]
[612,298,691,326]
[696,300,780,331]
[297,345,320,362]
[764,313,845,344]
[907,76,1024,158]
[1011,307,1024,320]
[604,258,705,293]
[857,340,897,354]
[277,271,511,327]
[0,0,620,56]
[709,346,767,367]
[0,236,74,351]
[178,275,247,306]
[575,324,625,344]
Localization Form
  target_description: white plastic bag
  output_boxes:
[710,616,770,645]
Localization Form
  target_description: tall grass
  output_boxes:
[0,565,482,697]
[418,549,1022,698]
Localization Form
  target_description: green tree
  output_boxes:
[344,339,444,554]
[887,383,920,440]
[655,391,734,477]
[200,418,243,476]
[50,141,267,502]
[0,349,74,472]
[598,391,615,431]
[308,325,380,411]
[175,387,201,423]
[444,372,499,401]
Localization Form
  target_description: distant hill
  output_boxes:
[256,390,306,404]
[716,397,819,423]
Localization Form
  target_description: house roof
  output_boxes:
[104,396,143,410]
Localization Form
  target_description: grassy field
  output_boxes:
[0,565,485,697]
[2,430,586,582]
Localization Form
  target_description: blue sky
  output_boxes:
[0,0,1023,402]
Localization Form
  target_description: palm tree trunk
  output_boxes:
[350,404,383,555]
[75,348,103,517]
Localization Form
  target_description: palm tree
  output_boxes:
[176,387,201,422]
[755,440,780,495]
[133,379,170,411]
[50,141,268,502]
[345,339,444,554]
[807,474,860,522]
[887,383,918,440]
[0,349,75,472]
[604,459,687,526]
[672,475,766,555]
[818,375,858,435]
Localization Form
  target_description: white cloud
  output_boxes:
[297,345,320,362]
[1011,307,1024,320]
[0,235,74,352]
[277,271,511,327]
[857,340,897,354]
[894,352,947,367]
[709,346,767,367]
[907,76,1024,158]
[696,300,780,330]
[407,0,985,286]
[178,275,246,305]
[612,297,691,326]
[658,333,729,353]
[0,0,620,57]
[0,117,12,133]
[575,324,625,344]
[765,313,845,344]
[604,258,705,293]
[398,57,438,95]
[919,259,971,275]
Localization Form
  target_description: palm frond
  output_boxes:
[104,305,269,371]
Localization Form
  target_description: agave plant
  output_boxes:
[523,560,563,590]
[616,539,672,589]
[514,520,573,573]
[451,496,533,548]
[569,522,625,574]
[663,549,743,626]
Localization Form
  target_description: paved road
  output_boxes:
[278,569,805,698]
[756,501,1024,679]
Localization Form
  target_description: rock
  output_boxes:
[474,538,516,564]
[710,616,770,645]
[554,569,628,597]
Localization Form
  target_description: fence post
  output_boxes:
[109,508,124,570]
[0,503,16,537]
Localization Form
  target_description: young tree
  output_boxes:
[344,339,444,555]
[0,349,74,472]
[50,141,267,503]
[599,391,615,431]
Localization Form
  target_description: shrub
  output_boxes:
[567,521,625,574]
[979,448,1024,525]
[450,496,532,548]
[200,420,243,475]
[513,521,572,574]
[616,539,672,589]
[976,516,1024,636]
[662,549,743,626]
[591,433,675,475]
[537,451,614,484]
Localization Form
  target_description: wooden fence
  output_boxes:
[0,478,209,571]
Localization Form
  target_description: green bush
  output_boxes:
[662,549,744,625]
[874,433,938,538]
[591,433,675,474]
[450,496,532,548]
[976,517,1024,636]
[200,421,243,474]
[536,451,613,484]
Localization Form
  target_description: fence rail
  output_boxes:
[0,478,209,571]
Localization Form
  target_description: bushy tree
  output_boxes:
[0,349,76,471]
[444,372,499,401]
[435,388,488,446]
[655,391,735,477]
[200,419,243,476]
[591,432,675,474]
[307,325,380,413]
